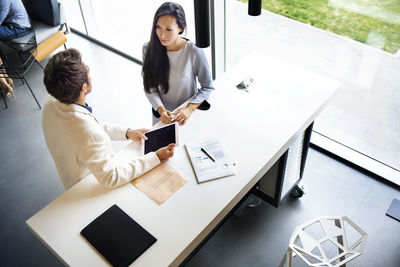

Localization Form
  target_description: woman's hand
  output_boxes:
[173,103,202,125]
[173,106,194,125]
[160,110,174,124]
[155,143,176,161]
[158,106,174,124]
[126,128,149,141]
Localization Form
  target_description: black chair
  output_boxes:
[0,0,68,109]
[23,0,69,56]
[0,32,41,108]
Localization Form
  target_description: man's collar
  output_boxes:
[46,95,93,114]
[74,103,93,113]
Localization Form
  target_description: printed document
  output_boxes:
[131,163,186,205]
[186,138,235,183]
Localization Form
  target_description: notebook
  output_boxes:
[81,204,157,266]
[144,123,178,154]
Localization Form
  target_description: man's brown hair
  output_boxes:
[43,48,88,104]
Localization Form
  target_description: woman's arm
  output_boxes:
[190,45,214,104]
[144,91,174,124]
[144,88,163,112]
[157,105,174,124]
[173,44,214,125]
[173,102,201,125]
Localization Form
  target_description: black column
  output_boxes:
[248,0,262,16]
[194,0,210,48]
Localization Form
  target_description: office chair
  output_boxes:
[279,216,367,267]
[23,0,69,62]
[0,32,40,108]
[0,0,68,109]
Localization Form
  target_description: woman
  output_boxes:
[142,2,214,125]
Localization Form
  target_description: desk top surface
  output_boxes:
[27,52,340,266]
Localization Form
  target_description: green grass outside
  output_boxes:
[238,0,400,54]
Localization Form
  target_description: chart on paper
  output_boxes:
[186,138,235,183]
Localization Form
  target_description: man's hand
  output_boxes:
[155,143,176,161]
[158,106,174,124]
[126,128,149,141]
[173,106,195,125]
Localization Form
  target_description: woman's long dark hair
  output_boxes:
[142,2,186,94]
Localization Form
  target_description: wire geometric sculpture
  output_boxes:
[280,216,367,267]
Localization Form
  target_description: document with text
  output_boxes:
[186,138,235,183]
[131,163,186,205]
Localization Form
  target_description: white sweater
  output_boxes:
[42,95,160,190]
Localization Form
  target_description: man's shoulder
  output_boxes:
[43,95,97,130]
[43,95,89,115]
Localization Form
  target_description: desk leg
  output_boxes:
[254,122,314,207]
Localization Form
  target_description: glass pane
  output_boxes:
[64,0,211,64]
[59,0,86,33]
[226,0,400,176]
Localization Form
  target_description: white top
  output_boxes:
[28,52,340,266]
[42,95,160,190]
[143,40,214,120]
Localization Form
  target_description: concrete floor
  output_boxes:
[187,148,400,267]
[0,33,399,266]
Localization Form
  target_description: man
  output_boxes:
[0,0,33,97]
[42,48,175,190]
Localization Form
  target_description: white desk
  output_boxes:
[27,52,340,266]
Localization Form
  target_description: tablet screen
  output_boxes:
[144,123,176,154]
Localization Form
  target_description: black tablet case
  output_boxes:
[81,204,157,267]
[144,124,176,154]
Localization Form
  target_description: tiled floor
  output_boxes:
[0,33,399,266]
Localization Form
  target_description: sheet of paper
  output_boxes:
[186,138,235,183]
[131,163,186,205]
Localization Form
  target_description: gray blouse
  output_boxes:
[143,40,214,120]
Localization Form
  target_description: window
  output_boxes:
[226,0,400,184]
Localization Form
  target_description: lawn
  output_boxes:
[238,0,400,54]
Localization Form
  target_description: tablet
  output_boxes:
[144,123,178,154]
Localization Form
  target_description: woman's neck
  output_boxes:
[166,37,186,51]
